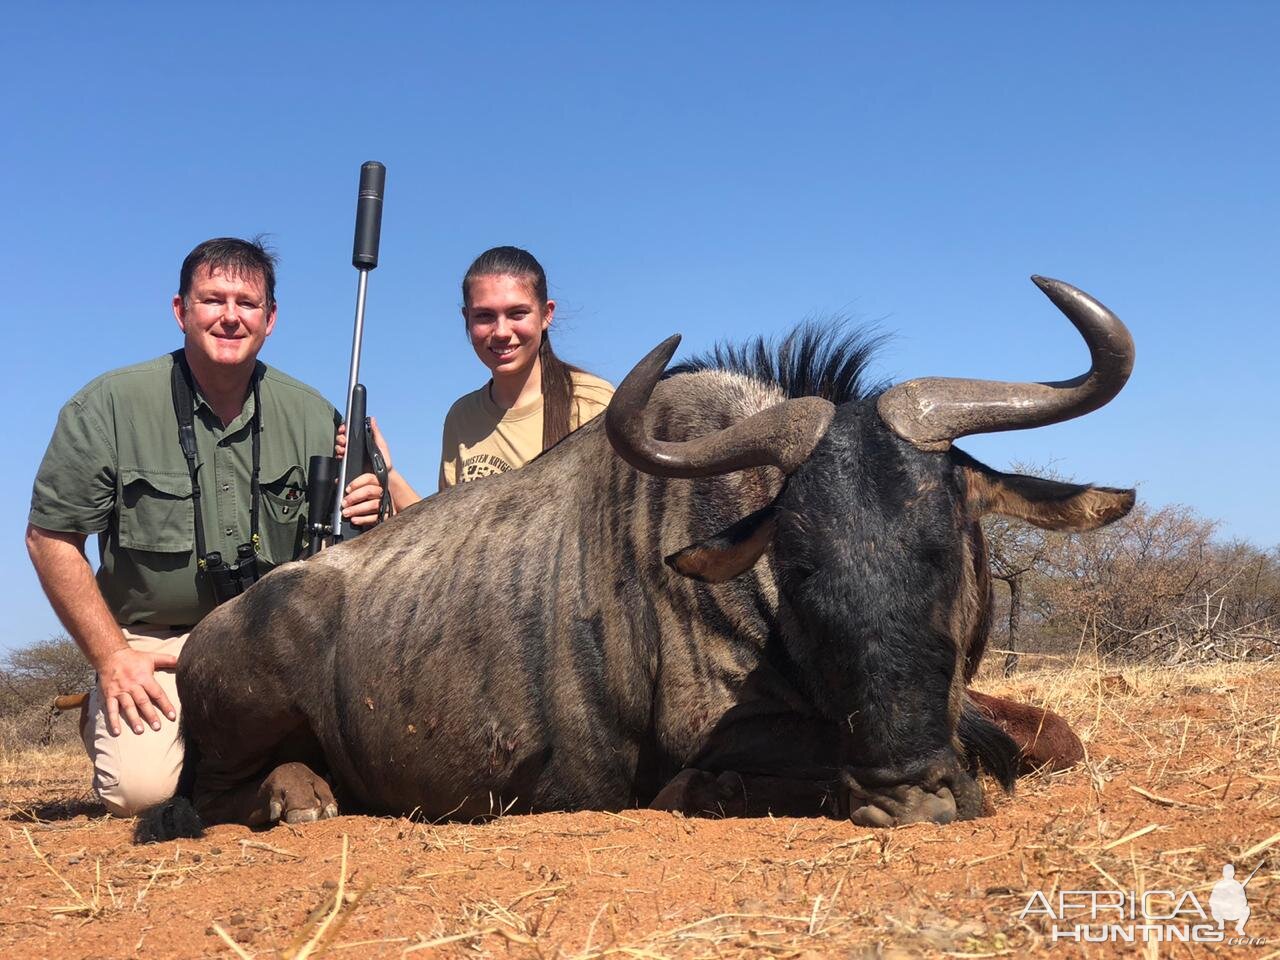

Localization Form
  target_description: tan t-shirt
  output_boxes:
[439,371,614,489]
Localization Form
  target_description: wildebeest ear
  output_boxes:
[962,463,1135,532]
[666,505,779,583]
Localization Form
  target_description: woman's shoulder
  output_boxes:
[443,384,496,431]
[445,384,491,415]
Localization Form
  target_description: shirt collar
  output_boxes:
[183,358,259,434]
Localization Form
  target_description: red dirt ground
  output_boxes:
[2,662,1277,959]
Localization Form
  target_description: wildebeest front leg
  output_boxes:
[650,769,837,818]
[185,701,340,827]
[650,698,845,818]
[196,759,337,827]
[178,565,342,828]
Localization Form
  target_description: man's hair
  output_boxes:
[179,236,278,310]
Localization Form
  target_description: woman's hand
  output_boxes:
[334,417,394,472]
[367,417,393,472]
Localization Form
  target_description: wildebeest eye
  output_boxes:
[781,561,816,584]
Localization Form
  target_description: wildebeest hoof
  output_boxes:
[255,762,338,827]
[649,768,747,816]
[841,760,983,827]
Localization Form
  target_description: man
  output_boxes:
[26,237,382,817]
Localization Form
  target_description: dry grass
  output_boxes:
[0,661,1276,958]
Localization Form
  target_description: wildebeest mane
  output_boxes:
[666,321,889,404]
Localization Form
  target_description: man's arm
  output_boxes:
[25,524,176,736]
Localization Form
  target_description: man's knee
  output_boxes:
[85,714,184,818]
[96,772,179,818]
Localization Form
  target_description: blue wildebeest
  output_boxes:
[141,276,1133,839]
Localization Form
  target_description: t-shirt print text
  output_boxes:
[461,453,513,482]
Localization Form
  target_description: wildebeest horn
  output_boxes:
[876,277,1135,450]
[606,334,836,478]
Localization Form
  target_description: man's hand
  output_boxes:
[342,472,387,527]
[336,417,393,527]
[26,524,180,736]
[98,647,179,736]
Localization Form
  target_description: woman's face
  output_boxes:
[463,274,554,380]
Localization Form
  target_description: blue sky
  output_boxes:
[3,3,1276,650]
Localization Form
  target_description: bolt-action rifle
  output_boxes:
[305,161,391,554]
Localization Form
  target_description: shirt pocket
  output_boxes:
[118,469,195,553]
[259,462,308,565]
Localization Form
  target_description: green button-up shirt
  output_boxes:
[30,353,340,626]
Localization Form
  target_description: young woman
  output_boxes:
[366,246,614,510]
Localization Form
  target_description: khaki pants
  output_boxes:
[81,626,189,818]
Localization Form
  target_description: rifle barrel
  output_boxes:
[333,271,371,538]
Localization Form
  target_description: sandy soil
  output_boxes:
[2,662,1277,959]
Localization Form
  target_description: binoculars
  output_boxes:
[203,542,261,604]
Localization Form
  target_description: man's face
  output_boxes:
[173,264,276,371]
